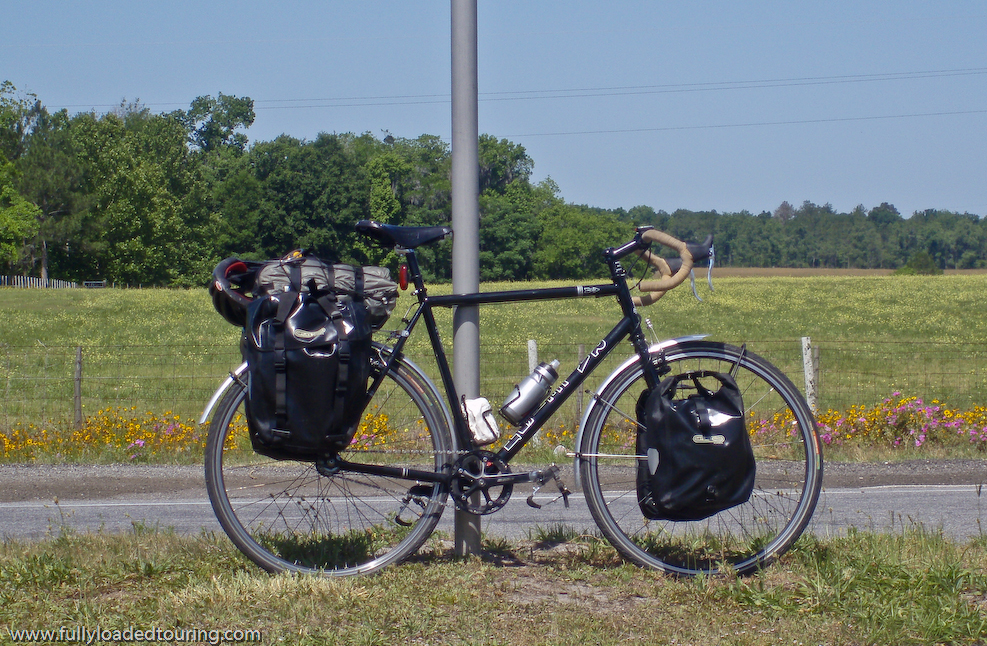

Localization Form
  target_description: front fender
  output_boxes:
[571,334,708,490]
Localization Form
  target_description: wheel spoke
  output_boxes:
[579,341,822,576]
[205,350,452,576]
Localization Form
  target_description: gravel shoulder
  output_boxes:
[0,464,206,503]
[1,459,985,504]
[822,459,987,488]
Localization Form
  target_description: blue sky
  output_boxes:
[4,1,986,218]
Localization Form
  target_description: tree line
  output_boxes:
[1,82,984,287]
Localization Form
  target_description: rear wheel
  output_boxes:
[578,340,822,576]
[204,347,454,576]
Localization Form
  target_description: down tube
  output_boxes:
[497,316,635,462]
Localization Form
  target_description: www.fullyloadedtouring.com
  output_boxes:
[5,626,262,644]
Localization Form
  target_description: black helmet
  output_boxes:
[210,257,260,327]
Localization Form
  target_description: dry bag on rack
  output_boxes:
[211,252,376,460]
[211,255,398,330]
[254,257,397,330]
[635,370,755,521]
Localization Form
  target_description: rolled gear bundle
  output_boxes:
[210,252,398,330]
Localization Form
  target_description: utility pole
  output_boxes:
[450,0,482,556]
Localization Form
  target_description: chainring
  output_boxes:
[450,450,513,515]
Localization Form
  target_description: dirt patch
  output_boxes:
[713,267,987,277]
[715,267,895,277]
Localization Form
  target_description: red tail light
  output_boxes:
[399,264,409,290]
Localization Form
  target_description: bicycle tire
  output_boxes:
[578,340,822,576]
[204,345,455,576]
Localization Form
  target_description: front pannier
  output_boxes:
[635,370,756,521]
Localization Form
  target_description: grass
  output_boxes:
[4,273,987,462]
[3,276,987,643]
[4,273,987,353]
[1,524,986,645]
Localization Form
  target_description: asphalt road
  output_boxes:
[2,460,986,542]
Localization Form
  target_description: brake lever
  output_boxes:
[689,270,701,302]
[707,244,716,292]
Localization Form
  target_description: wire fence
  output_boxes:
[2,339,986,433]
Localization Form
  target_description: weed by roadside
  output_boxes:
[2,524,986,645]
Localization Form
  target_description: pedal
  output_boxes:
[395,484,433,526]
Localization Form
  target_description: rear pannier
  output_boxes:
[210,251,398,460]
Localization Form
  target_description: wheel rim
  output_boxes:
[205,358,452,576]
[580,343,821,575]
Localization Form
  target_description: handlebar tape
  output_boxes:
[631,230,713,307]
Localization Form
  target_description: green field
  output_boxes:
[2,273,987,460]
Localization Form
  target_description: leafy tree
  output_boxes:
[0,81,35,161]
[479,182,538,280]
[248,133,368,262]
[9,82,987,281]
[173,93,255,153]
[0,155,40,264]
[205,147,264,260]
[385,134,453,279]
[533,183,633,279]
[12,103,87,281]
[70,103,209,285]
[366,152,408,225]
[868,202,901,229]
[620,205,669,230]
[390,134,451,214]
[478,134,533,194]
[895,250,942,275]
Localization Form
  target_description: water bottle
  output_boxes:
[500,359,560,425]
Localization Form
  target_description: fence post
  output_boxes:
[801,337,817,412]
[527,339,538,373]
[74,346,83,429]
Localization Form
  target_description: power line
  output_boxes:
[52,66,987,111]
[252,67,987,109]
[505,109,987,138]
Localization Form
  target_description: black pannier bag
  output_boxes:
[210,252,384,460]
[635,370,756,521]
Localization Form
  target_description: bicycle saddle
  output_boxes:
[356,220,452,249]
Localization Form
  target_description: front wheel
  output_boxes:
[578,340,822,576]
[204,347,455,576]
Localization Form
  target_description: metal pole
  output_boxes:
[451,0,482,556]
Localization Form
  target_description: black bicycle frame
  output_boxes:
[366,243,661,468]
